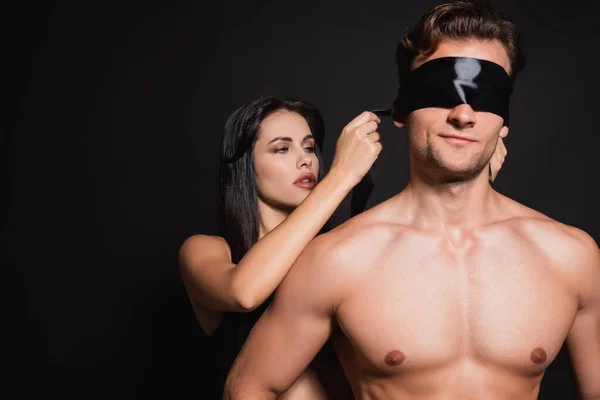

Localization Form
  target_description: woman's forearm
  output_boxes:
[230,168,354,310]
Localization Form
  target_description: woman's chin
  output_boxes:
[296,189,313,203]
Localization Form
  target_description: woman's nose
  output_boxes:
[297,150,312,169]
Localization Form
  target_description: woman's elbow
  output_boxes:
[230,276,261,312]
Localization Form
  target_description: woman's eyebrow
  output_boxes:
[267,136,292,144]
[267,135,314,144]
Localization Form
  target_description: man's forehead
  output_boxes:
[412,39,511,75]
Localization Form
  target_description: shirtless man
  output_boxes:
[224,1,600,398]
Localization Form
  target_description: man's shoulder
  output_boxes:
[313,205,406,258]
[293,205,406,290]
[507,207,600,305]
[501,200,598,266]
[277,212,393,310]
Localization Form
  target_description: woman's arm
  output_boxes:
[179,111,382,312]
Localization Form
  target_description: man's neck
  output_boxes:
[401,166,500,234]
[257,198,291,239]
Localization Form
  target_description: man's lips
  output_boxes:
[439,133,477,143]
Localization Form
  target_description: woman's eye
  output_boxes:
[304,147,315,153]
[274,147,289,153]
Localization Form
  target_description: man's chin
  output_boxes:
[433,161,487,181]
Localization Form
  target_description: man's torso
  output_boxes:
[328,196,582,399]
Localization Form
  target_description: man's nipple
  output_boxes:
[384,350,406,366]
[530,347,547,365]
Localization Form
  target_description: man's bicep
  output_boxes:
[226,241,339,396]
[567,304,600,398]
[567,234,600,399]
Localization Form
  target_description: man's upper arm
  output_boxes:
[566,229,600,399]
[224,234,345,398]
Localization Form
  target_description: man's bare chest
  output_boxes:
[334,235,579,377]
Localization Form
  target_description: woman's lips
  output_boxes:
[294,173,316,188]
[294,181,316,189]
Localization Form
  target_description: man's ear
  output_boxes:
[500,126,509,138]
[393,120,405,128]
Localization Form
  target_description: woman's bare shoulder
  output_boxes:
[179,234,232,264]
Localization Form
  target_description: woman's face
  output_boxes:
[253,110,320,210]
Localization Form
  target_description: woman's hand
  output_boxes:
[489,137,507,183]
[329,111,383,187]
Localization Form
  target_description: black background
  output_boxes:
[5,1,599,398]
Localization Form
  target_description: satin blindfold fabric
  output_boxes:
[391,56,513,125]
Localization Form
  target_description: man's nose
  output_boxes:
[447,104,476,128]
